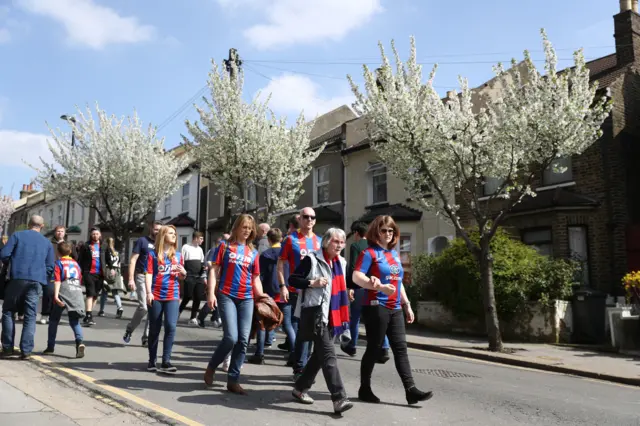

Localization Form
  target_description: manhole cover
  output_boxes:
[412,369,479,379]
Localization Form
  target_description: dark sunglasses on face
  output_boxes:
[380,228,395,234]
[302,214,316,220]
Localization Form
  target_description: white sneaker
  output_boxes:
[222,355,231,372]
[188,318,198,326]
[38,316,49,325]
[129,292,137,300]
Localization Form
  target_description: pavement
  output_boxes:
[1,300,640,425]
[375,326,640,387]
[0,351,156,425]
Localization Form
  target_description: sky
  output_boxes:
[0,0,621,199]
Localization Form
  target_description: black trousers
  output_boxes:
[41,282,53,316]
[179,277,205,320]
[361,305,415,389]
[295,324,346,401]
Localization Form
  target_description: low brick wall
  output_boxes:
[416,300,572,343]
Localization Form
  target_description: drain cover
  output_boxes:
[412,369,479,379]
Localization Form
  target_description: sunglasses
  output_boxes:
[380,228,395,234]
[302,214,316,220]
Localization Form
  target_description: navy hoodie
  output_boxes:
[259,246,280,298]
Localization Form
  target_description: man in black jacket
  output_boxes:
[78,228,105,326]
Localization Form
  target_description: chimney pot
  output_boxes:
[22,184,27,191]
[621,0,632,12]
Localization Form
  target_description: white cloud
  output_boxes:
[17,0,156,49]
[0,130,53,167]
[218,0,383,50]
[258,74,354,118]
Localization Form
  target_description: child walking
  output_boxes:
[43,242,86,358]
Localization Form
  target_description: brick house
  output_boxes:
[459,2,640,296]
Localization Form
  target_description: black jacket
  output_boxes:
[78,240,107,275]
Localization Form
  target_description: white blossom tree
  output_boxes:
[184,60,321,225]
[32,105,190,250]
[348,31,612,352]
[0,195,13,236]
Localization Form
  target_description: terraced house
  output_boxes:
[458,1,640,297]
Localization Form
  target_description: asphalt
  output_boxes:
[3,302,640,426]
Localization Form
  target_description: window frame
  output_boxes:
[542,156,573,186]
[181,182,190,213]
[163,196,171,218]
[483,177,506,196]
[244,180,257,211]
[367,162,388,205]
[521,227,554,256]
[313,165,331,205]
[568,225,590,287]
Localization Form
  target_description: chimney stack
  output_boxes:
[18,183,36,199]
[621,0,632,12]
[615,0,640,66]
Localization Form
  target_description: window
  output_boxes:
[57,204,63,226]
[245,180,257,210]
[180,235,189,249]
[164,196,171,217]
[70,202,76,225]
[398,234,412,284]
[569,226,590,287]
[398,234,412,265]
[543,157,573,186]
[367,162,387,205]
[484,177,505,196]
[48,208,54,227]
[79,204,85,222]
[314,165,330,205]
[181,182,190,213]
[522,228,553,256]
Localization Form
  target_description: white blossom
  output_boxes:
[0,195,13,235]
[31,104,189,247]
[184,61,322,222]
[349,31,612,351]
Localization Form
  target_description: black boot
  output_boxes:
[358,385,380,404]
[406,387,433,405]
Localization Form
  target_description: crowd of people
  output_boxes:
[0,208,433,415]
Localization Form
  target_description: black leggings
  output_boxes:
[179,277,205,320]
[361,305,415,389]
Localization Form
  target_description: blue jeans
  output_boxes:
[290,292,311,373]
[254,329,275,356]
[347,289,389,350]
[47,304,83,349]
[277,302,296,352]
[99,289,122,312]
[208,293,253,383]
[1,280,40,354]
[148,300,179,364]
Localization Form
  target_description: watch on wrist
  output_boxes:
[279,284,286,288]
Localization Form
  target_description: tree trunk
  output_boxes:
[478,243,503,352]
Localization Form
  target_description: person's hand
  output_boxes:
[175,264,187,276]
[54,296,65,307]
[348,289,355,302]
[207,294,217,310]
[280,286,289,303]
[146,292,154,306]
[310,277,328,288]
[379,283,396,296]
[404,303,415,324]
[128,279,135,291]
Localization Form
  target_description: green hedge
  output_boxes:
[412,228,576,322]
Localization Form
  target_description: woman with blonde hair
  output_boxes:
[204,214,265,395]
[98,237,127,318]
[145,225,186,374]
[352,215,433,406]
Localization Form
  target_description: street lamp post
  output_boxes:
[60,115,76,230]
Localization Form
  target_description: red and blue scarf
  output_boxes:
[324,251,350,337]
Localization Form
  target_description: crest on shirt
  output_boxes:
[389,264,400,275]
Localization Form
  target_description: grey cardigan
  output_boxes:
[293,249,347,326]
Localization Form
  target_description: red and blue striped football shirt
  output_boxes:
[279,231,322,293]
[146,251,183,301]
[210,241,260,300]
[89,242,101,274]
[54,256,82,284]
[354,244,404,310]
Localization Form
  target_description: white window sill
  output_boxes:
[536,181,576,192]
